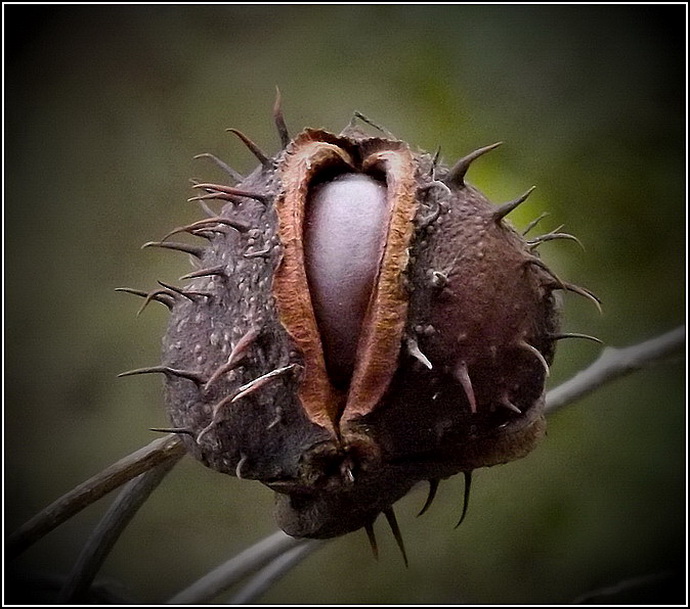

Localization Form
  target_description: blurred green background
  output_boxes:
[5,5,685,604]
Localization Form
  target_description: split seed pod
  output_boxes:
[127,95,598,547]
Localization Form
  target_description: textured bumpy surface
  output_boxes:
[124,100,598,543]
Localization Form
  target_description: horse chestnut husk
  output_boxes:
[125,95,599,549]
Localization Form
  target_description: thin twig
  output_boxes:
[58,455,184,603]
[7,434,185,559]
[545,325,685,414]
[570,570,678,604]
[167,531,303,604]
[227,539,327,605]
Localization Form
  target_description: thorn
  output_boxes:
[196,216,253,233]
[244,245,272,258]
[196,365,299,444]
[196,394,234,444]
[419,179,452,199]
[235,453,248,479]
[226,128,271,167]
[266,406,283,430]
[492,186,536,223]
[188,181,219,217]
[190,183,267,204]
[115,287,148,298]
[189,178,222,193]
[341,459,355,484]
[543,223,566,235]
[142,240,205,259]
[231,364,298,404]
[417,188,445,229]
[161,217,251,241]
[417,479,440,517]
[352,111,393,136]
[193,152,244,183]
[406,336,433,369]
[188,229,215,241]
[154,281,193,301]
[179,265,227,281]
[431,146,441,173]
[273,86,290,148]
[524,255,565,289]
[454,471,473,528]
[204,326,262,392]
[118,366,206,385]
[444,142,503,188]
[528,231,585,251]
[383,507,408,568]
[549,332,603,345]
[149,427,195,437]
[428,269,449,289]
[517,340,550,378]
[562,282,603,315]
[115,287,174,311]
[364,521,379,561]
[499,395,522,414]
[186,192,248,205]
[157,280,212,300]
[454,360,477,413]
[137,288,180,316]
[521,212,549,236]
[191,228,229,239]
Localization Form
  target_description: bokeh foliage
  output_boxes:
[5,5,685,604]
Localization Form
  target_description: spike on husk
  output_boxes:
[444,141,503,188]
[273,86,290,148]
[454,471,473,528]
[492,186,536,222]
[226,128,271,167]
[454,360,478,413]
[383,508,408,567]
[193,152,245,183]
[417,479,440,517]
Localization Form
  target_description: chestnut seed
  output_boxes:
[304,173,389,389]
